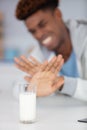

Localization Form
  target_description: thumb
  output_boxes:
[52,76,64,91]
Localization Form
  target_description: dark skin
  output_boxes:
[15,8,72,96]
[55,29,72,62]
[25,8,72,62]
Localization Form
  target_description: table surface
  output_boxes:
[0,90,87,130]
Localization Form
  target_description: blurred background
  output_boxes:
[0,0,87,91]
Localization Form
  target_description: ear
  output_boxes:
[55,8,62,19]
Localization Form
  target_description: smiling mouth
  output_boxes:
[42,36,52,45]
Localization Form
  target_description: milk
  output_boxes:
[19,92,36,123]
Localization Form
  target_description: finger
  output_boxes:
[30,56,41,66]
[14,57,25,67]
[20,56,37,73]
[24,76,32,82]
[14,57,37,75]
[51,55,63,73]
[54,58,64,74]
[45,55,62,73]
[53,55,63,68]
[20,55,35,68]
[40,61,48,72]
[14,57,31,71]
[15,63,27,72]
[50,55,63,73]
[20,56,39,74]
[45,56,57,71]
[15,63,35,76]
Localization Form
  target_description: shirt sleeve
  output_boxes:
[60,76,87,101]
[74,78,87,101]
[60,76,78,96]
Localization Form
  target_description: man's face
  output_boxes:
[25,9,65,51]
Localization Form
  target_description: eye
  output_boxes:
[29,29,36,35]
[39,22,47,28]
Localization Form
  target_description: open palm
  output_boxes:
[23,55,64,97]
[26,71,64,97]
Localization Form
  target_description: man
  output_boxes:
[15,0,87,101]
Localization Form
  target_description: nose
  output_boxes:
[35,29,44,40]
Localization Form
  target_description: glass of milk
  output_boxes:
[19,83,36,124]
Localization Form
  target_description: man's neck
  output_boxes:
[55,29,72,63]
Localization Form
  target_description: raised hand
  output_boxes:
[14,55,63,77]
[24,55,64,97]
[25,71,64,97]
[14,55,41,76]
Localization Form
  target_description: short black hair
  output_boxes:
[16,0,59,20]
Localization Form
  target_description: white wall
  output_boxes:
[60,0,87,20]
[0,0,87,53]
[0,0,37,53]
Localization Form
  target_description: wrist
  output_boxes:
[59,84,64,91]
[59,76,64,91]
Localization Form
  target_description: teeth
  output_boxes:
[42,37,52,45]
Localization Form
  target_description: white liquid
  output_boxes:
[19,92,36,123]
